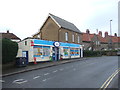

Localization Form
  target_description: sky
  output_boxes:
[0,0,119,40]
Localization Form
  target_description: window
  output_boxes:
[65,32,68,41]
[70,48,79,56]
[72,34,74,42]
[78,36,80,43]
[25,41,27,45]
[63,47,69,56]
[37,35,40,38]
[33,46,50,57]
[96,41,100,45]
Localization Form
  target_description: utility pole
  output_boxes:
[96,29,98,50]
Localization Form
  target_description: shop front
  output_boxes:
[17,39,83,63]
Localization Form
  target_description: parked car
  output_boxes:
[117,51,120,56]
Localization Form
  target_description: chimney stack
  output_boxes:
[86,29,90,34]
[105,32,108,37]
[114,33,117,37]
[98,31,102,36]
[7,30,9,33]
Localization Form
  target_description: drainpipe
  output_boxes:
[58,28,61,42]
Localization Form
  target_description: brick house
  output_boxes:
[82,30,108,51]
[92,31,108,50]
[33,13,82,44]
[104,32,119,50]
[17,14,84,63]
[82,29,93,50]
[1,30,21,42]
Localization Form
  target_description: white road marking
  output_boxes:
[0,80,5,83]
[13,79,28,84]
[33,76,40,79]
[104,71,119,89]
[42,79,47,82]
[44,73,50,76]
[13,79,24,82]
[100,69,120,90]
[53,70,58,73]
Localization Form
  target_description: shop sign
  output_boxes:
[53,42,60,47]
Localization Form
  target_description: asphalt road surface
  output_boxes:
[2,56,119,88]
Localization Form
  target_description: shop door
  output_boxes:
[80,49,81,57]
[22,51,28,64]
[52,47,59,61]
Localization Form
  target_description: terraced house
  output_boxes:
[82,29,120,51]
[104,32,120,50]
[77,29,107,51]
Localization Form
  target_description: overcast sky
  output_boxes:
[0,0,119,39]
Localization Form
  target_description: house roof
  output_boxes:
[118,37,120,42]
[1,31,21,40]
[97,35,107,43]
[104,35,119,43]
[49,13,81,33]
[110,36,118,43]
[82,33,91,42]
[82,33,107,43]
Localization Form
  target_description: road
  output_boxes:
[2,56,119,88]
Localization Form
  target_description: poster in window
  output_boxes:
[63,47,69,56]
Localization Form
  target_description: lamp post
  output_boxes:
[110,20,112,50]
[110,20,112,36]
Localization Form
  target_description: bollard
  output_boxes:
[34,57,37,64]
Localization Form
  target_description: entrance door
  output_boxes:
[80,49,81,57]
[52,47,59,61]
[22,51,28,64]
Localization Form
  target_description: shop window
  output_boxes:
[33,46,50,57]
[70,48,79,56]
[63,47,69,56]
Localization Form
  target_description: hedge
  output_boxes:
[83,50,118,57]
[83,50,102,57]
[2,38,18,64]
[101,50,118,56]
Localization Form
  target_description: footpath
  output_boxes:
[2,58,86,77]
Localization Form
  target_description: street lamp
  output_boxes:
[110,20,112,36]
[110,20,112,50]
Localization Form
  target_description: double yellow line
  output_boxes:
[99,68,120,90]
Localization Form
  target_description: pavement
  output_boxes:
[2,58,86,77]
[2,56,119,88]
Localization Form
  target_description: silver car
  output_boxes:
[117,51,120,56]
